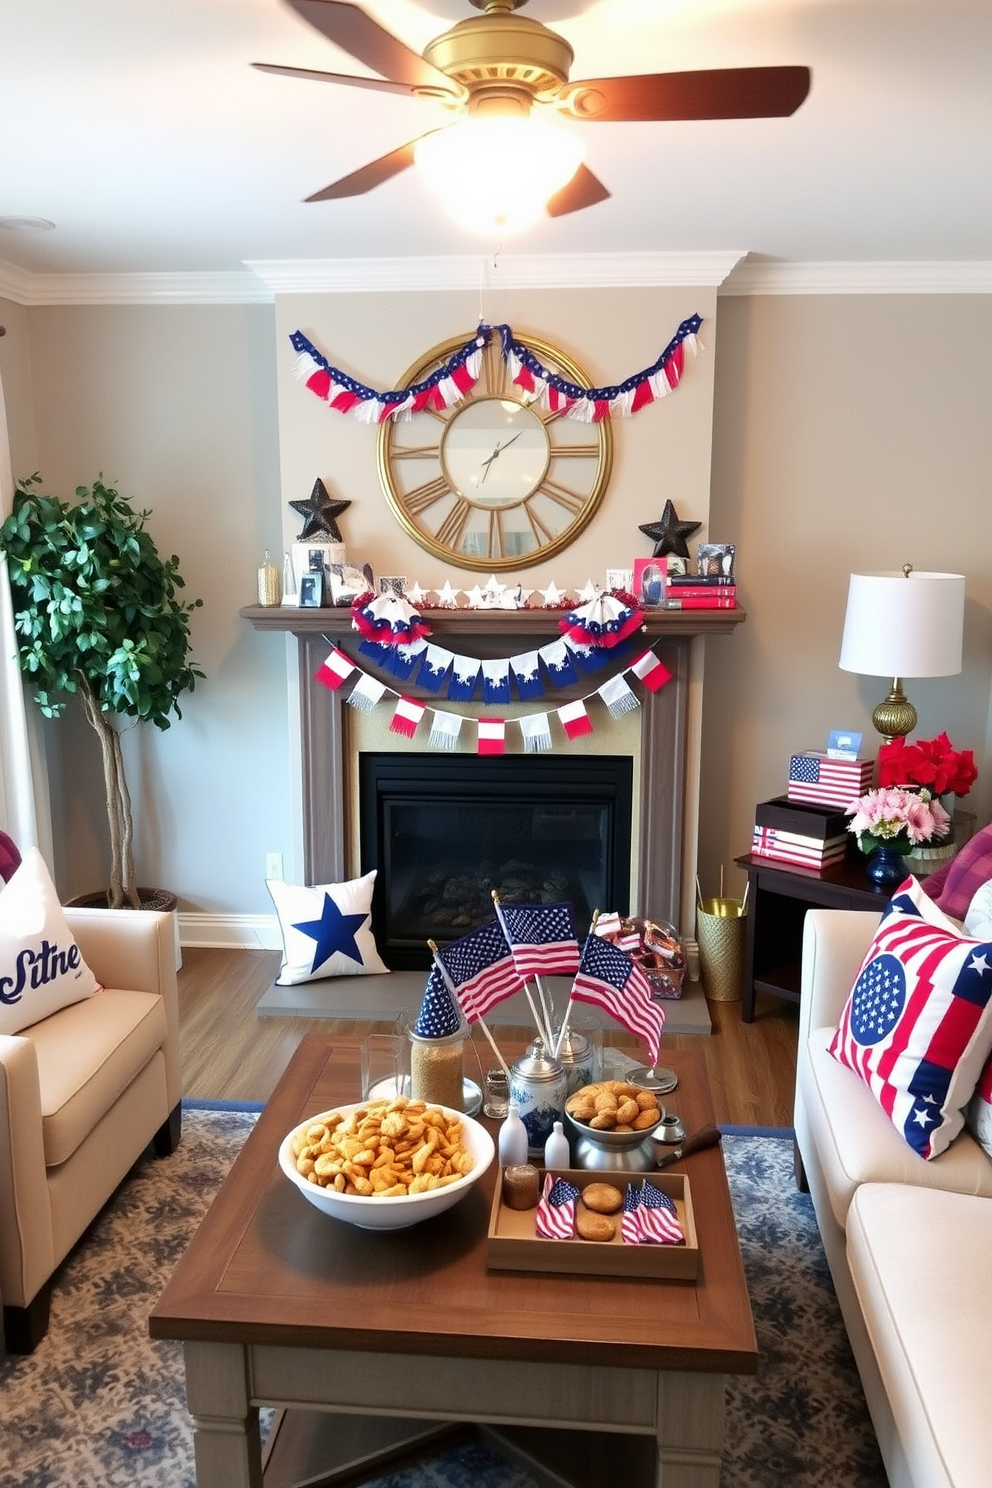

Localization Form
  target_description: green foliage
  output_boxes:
[0,474,204,728]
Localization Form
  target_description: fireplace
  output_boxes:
[241,604,746,947]
[359,752,633,968]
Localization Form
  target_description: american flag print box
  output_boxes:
[787,752,874,810]
[487,1169,699,1280]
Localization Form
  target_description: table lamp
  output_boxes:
[838,565,965,743]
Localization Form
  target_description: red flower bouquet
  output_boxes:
[877,732,978,798]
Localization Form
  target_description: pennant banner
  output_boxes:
[314,640,672,753]
[291,316,702,425]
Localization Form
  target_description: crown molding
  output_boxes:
[721,259,992,295]
[4,253,991,306]
[243,251,747,294]
[0,264,272,307]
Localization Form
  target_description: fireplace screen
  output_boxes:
[359,753,633,969]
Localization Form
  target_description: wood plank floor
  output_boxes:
[178,948,800,1128]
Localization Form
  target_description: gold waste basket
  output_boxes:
[696,896,747,1003]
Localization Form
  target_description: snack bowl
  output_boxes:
[279,1101,495,1230]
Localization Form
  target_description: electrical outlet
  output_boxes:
[265,852,284,882]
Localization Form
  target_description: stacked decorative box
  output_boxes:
[751,751,875,871]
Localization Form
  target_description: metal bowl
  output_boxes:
[279,1102,495,1231]
[563,1105,662,1152]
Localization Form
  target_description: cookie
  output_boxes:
[576,1208,617,1242]
[581,1181,624,1214]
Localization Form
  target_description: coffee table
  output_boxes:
[150,1037,756,1488]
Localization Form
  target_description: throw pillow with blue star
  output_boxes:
[267,870,388,984]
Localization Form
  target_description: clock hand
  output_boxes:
[479,430,524,484]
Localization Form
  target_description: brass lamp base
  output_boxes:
[871,678,917,744]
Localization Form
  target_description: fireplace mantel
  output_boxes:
[241,603,745,930]
[241,605,745,640]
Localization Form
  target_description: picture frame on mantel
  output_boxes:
[633,557,666,607]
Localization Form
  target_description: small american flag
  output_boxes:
[621,1183,644,1245]
[535,1173,579,1239]
[637,1182,685,1245]
[787,753,873,809]
[435,919,524,1024]
[498,902,580,979]
[413,966,462,1038]
[570,933,666,1064]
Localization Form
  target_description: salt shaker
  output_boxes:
[498,1102,529,1166]
[544,1120,570,1170]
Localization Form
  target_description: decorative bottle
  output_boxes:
[498,1102,529,1166]
[257,549,281,606]
[543,1120,570,1170]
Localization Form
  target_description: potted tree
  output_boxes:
[0,474,203,909]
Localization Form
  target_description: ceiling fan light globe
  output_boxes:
[414,115,584,236]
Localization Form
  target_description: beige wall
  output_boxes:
[3,286,990,935]
[701,294,992,901]
[272,286,719,583]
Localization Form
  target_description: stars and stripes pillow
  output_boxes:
[828,878,992,1158]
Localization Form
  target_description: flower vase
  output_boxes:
[865,845,912,888]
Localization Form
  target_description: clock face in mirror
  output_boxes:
[377,331,613,571]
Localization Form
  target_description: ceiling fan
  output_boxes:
[254,0,811,223]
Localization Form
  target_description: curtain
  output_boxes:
[0,360,52,858]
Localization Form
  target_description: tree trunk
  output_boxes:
[78,680,139,909]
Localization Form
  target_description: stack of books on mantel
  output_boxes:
[662,574,737,610]
[751,798,851,871]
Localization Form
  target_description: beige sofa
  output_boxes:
[0,907,181,1353]
[794,908,992,1488]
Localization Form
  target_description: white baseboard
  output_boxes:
[178,912,282,951]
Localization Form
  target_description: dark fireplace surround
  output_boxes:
[242,605,745,957]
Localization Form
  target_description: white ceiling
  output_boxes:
[2,0,991,291]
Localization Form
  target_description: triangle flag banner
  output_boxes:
[389,696,426,739]
[344,673,387,714]
[428,712,463,750]
[477,718,506,756]
[630,649,673,693]
[314,648,355,692]
[481,658,511,704]
[598,673,640,718]
[518,713,552,753]
[557,700,594,742]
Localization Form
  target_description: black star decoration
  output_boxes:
[638,500,702,559]
[289,478,351,541]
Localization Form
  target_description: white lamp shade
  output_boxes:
[414,115,585,237]
[839,570,965,678]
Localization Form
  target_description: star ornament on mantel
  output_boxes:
[638,500,702,559]
[289,477,351,541]
[293,893,367,975]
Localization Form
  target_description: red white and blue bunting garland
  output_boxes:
[314,642,672,755]
[290,315,702,425]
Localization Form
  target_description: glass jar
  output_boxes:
[408,1027,465,1111]
[257,549,281,607]
[509,1039,567,1157]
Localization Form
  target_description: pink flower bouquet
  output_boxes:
[846,786,952,857]
[877,733,978,798]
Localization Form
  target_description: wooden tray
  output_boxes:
[486,1168,699,1281]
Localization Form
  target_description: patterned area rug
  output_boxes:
[0,1113,886,1488]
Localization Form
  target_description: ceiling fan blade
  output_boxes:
[546,164,611,218]
[286,0,451,90]
[304,135,437,201]
[561,65,811,122]
[252,61,428,98]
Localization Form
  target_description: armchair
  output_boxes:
[0,907,181,1353]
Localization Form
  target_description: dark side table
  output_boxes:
[734,853,891,1023]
